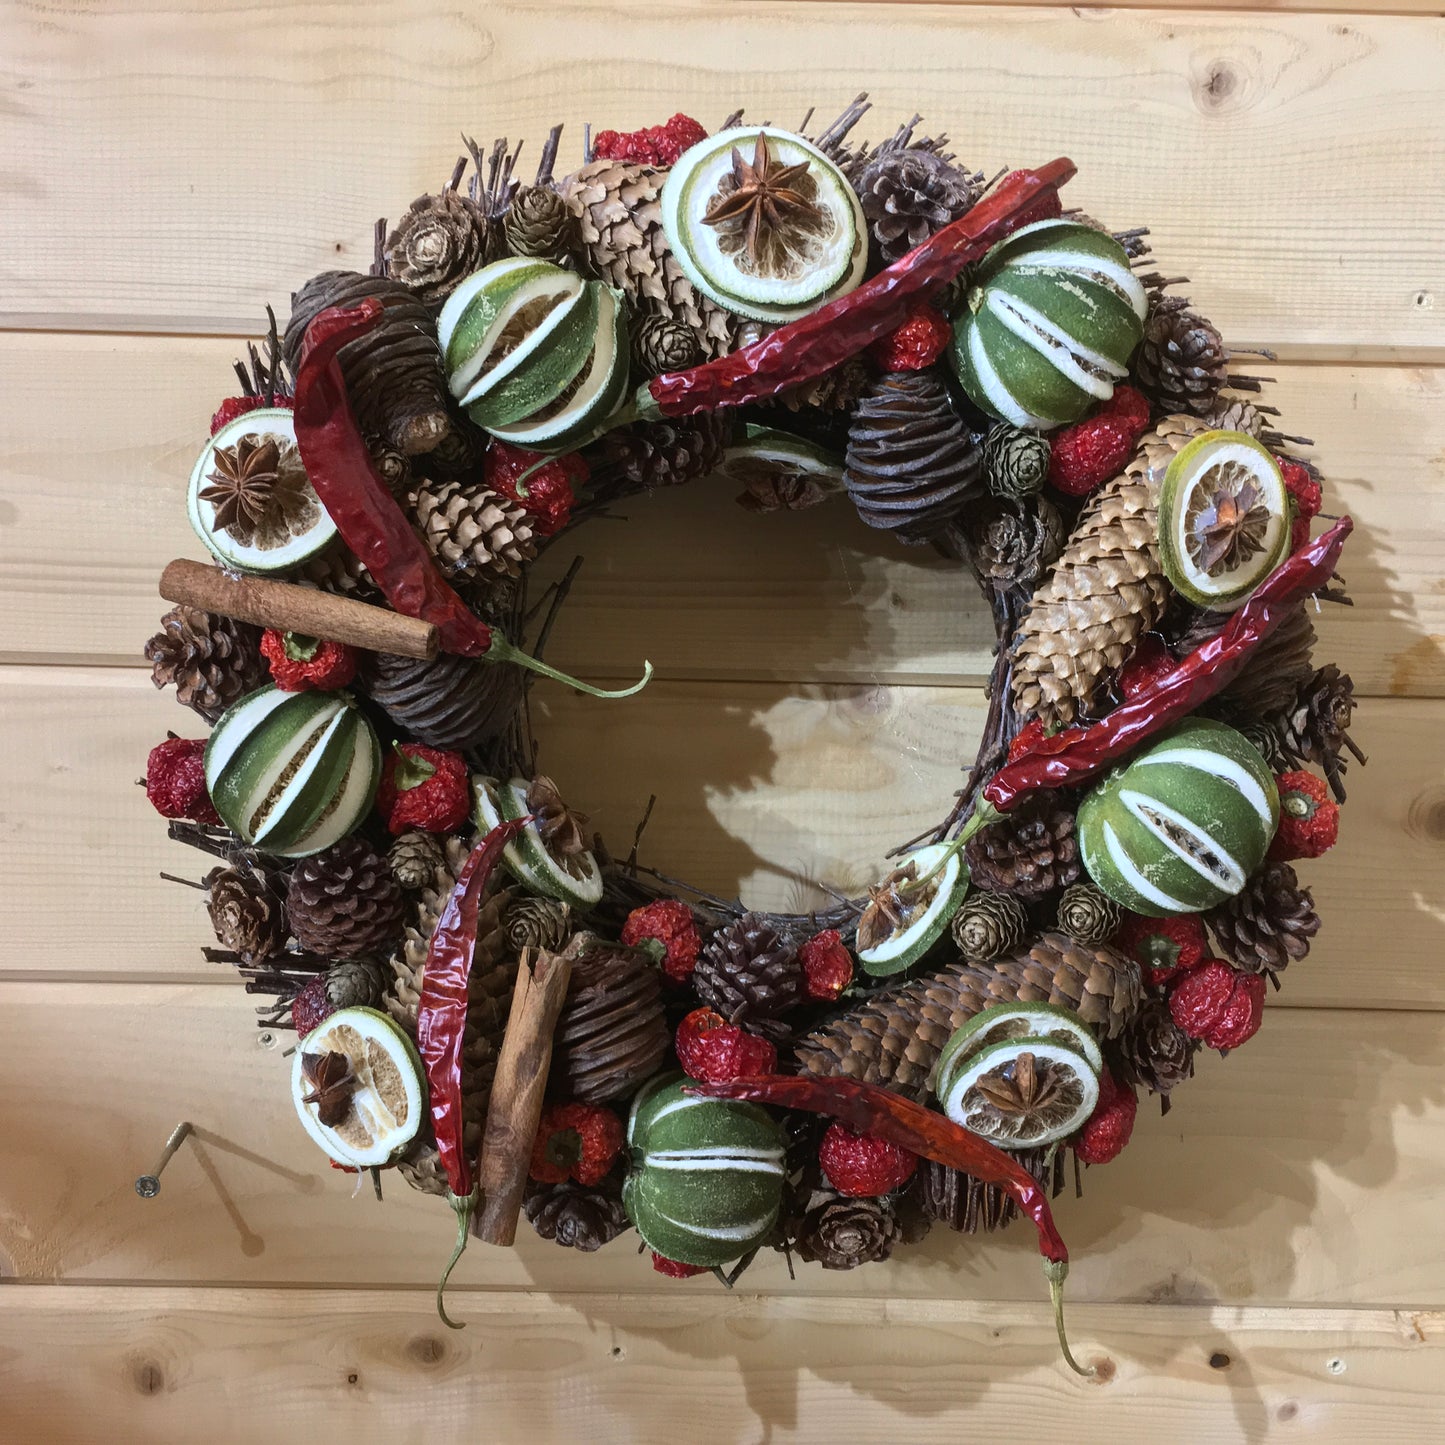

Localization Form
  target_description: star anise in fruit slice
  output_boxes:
[526,775,590,860]
[857,861,932,953]
[973,1051,1071,1117]
[701,133,826,266]
[300,1049,357,1127]
[199,432,310,545]
[1187,461,1272,575]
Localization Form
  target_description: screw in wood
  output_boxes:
[134,1121,194,1198]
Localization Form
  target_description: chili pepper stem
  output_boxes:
[484,631,653,700]
[436,1186,480,1330]
[1045,1258,1096,1378]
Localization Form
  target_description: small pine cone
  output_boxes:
[321,958,388,1011]
[774,356,870,414]
[411,480,536,579]
[844,369,985,542]
[593,412,732,494]
[551,942,670,1103]
[1237,717,1290,773]
[506,895,572,954]
[389,830,445,890]
[856,149,982,263]
[294,546,379,602]
[396,1141,451,1198]
[631,314,703,378]
[1056,883,1120,946]
[966,496,1065,593]
[964,796,1080,899]
[1197,397,1268,438]
[1206,861,1320,976]
[145,605,266,723]
[1134,297,1229,417]
[1276,665,1362,802]
[385,188,490,307]
[370,444,413,497]
[1115,996,1197,1098]
[523,1179,630,1251]
[286,837,406,960]
[951,891,1029,962]
[795,1192,900,1269]
[205,864,288,964]
[284,271,455,456]
[503,185,575,260]
[983,424,1050,501]
[356,648,523,752]
[915,1146,1066,1234]
[1174,604,1317,722]
[694,913,805,1043]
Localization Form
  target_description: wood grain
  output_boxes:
[2,332,1441,697]
[1,1288,1442,1445]
[0,6,1442,355]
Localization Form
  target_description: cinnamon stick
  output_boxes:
[160,558,439,660]
[474,938,582,1245]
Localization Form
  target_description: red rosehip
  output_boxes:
[867,302,952,372]
[798,929,854,1001]
[651,1252,709,1279]
[1114,912,1207,987]
[260,629,358,692]
[1073,1068,1137,1165]
[622,899,701,985]
[144,737,220,824]
[210,393,290,436]
[485,440,586,537]
[818,1122,917,1197]
[375,743,470,835]
[529,1103,624,1187]
[674,1008,777,1084]
[1047,415,1135,497]
[1168,960,1266,1051]
[1269,770,1339,861]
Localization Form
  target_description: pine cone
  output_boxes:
[320,958,388,1011]
[795,1192,900,1269]
[1276,665,1362,801]
[1135,297,1229,417]
[294,546,378,602]
[551,942,670,1103]
[1056,883,1120,946]
[145,606,266,723]
[559,159,734,358]
[631,313,703,378]
[388,830,445,890]
[964,796,1080,899]
[1174,604,1317,721]
[1237,717,1290,773]
[205,864,288,963]
[356,647,523,751]
[844,369,984,542]
[506,895,572,955]
[694,913,805,1043]
[1115,996,1197,1098]
[396,1140,451,1198]
[384,189,491,307]
[796,934,1144,1101]
[983,424,1050,501]
[966,496,1065,593]
[524,1179,630,1251]
[410,480,536,579]
[503,185,574,260]
[916,1146,1068,1234]
[593,413,732,494]
[1012,415,1205,728]
[286,837,406,960]
[1197,397,1268,438]
[856,149,981,264]
[1206,861,1320,976]
[283,271,454,456]
[950,890,1029,962]
[773,356,870,414]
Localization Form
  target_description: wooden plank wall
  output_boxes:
[1,2,1442,1440]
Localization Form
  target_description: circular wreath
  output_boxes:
[143,98,1359,1358]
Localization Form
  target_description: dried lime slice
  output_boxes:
[471,775,603,909]
[931,1002,1103,1096]
[856,843,968,978]
[291,1007,426,1168]
[936,1034,1100,1149]
[1159,429,1290,610]
[717,424,846,496]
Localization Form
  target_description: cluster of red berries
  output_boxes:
[1047,383,1152,497]
[592,113,708,168]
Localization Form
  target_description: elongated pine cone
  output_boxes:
[146,605,266,723]
[1012,414,1205,728]
[1115,996,1197,1098]
[524,1179,630,1251]
[795,934,1144,1101]
[694,913,805,1043]
[286,838,405,960]
[1206,862,1320,976]
[964,796,1080,899]
[551,943,670,1103]
[385,188,491,307]
[205,864,288,963]
[795,1193,901,1269]
[356,648,524,752]
[916,1146,1067,1234]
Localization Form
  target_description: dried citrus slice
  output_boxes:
[1159,429,1290,610]
[662,126,865,321]
[936,1034,1100,1149]
[291,1006,426,1168]
[856,843,968,977]
[716,424,846,496]
[471,776,604,909]
[931,1002,1103,1097]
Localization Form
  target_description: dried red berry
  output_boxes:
[375,742,470,835]
[144,737,220,824]
[210,394,290,436]
[1278,458,1322,520]
[290,976,334,1037]
[1168,960,1266,1051]
[1101,383,1151,433]
[622,899,701,985]
[867,302,952,372]
[529,1103,624,1187]
[486,440,586,537]
[1116,635,1176,700]
[1072,1068,1137,1165]
[651,1251,709,1279]
[1114,912,1207,987]
[1047,415,1135,497]
[1269,769,1339,861]
[593,114,707,168]
[674,1007,777,1084]
[260,629,358,692]
[818,1122,917,1197]
[799,929,854,1001]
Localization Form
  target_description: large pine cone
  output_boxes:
[796,934,1144,1100]
[1134,297,1229,417]
[145,605,266,723]
[385,188,491,307]
[1175,603,1317,721]
[964,795,1080,899]
[355,647,523,752]
[1276,664,1362,802]
[694,913,805,1043]
[283,271,454,456]
[844,369,985,542]
[1207,862,1320,976]
[286,838,406,960]
[856,149,981,263]
[1115,996,1197,1098]
[410,480,536,579]
[523,1179,630,1252]
[795,1192,900,1269]
[592,413,731,495]
[205,863,288,963]
[916,1146,1067,1234]
[551,942,670,1104]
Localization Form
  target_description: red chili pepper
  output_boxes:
[643,159,1075,419]
[292,302,650,700]
[692,1073,1095,1375]
[415,817,529,1327]
[984,516,1353,812]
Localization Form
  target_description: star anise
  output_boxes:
[198,432,309,545]
[1187,461,1272,575]
[701,133,826,266]
[856,862,928,953]
[973,1051,1071,1117]
[526,775,590,859]
[299,1050,356,1127]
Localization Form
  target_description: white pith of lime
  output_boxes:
[291,1006,426,1168]
[936,1034,1100,1149]
[931,1002,1103,1096]
[186,409,338,574]
[717,425,846,490]
[856,843,968,977]
[471,776,603,909]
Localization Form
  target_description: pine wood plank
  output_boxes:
[0,5,1442,355]
[1,1288,1441,1445]
[3,666,1438,1007]
[1,332,1440,697]
[2,990,1444,1308]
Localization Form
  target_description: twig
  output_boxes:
[627,794,657,871]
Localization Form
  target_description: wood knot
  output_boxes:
[406,1335,447,1367]
[1406,787,1445,844]
[130,1359,165,1395]
[1195,59,1244,113]
[1087,1355,1117,1385]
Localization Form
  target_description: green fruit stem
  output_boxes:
[483,630,653,700]
[511,387,657,491]
[436,1186,479,1330]
[1045,1258,1096,1378]
[390,740,438,791]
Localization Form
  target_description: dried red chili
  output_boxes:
[415,817,529,1327]
[984,516,1353,812]
[292,302,649,698]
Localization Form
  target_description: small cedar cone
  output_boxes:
[286,837,406,960]
[205,864,288,964]
[1114,996,1197,1098]
[1056,882,1121,946]
[503,185,575,260]
[145,605,266,723]
[983,423,1050,501]
[1206,862,1321,977]
[964,796,1080,899]
[523,1179,630,1252]
[317,958,389,1013]
[694,913,805,1043]
[950,891,1029,962]
[794,1192,901,1269]
[388,830,446,890]
[385,188,491,307]
[631,313,703,378]
[506,895,572,954]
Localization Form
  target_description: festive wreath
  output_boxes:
[142,98,1360,1365]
